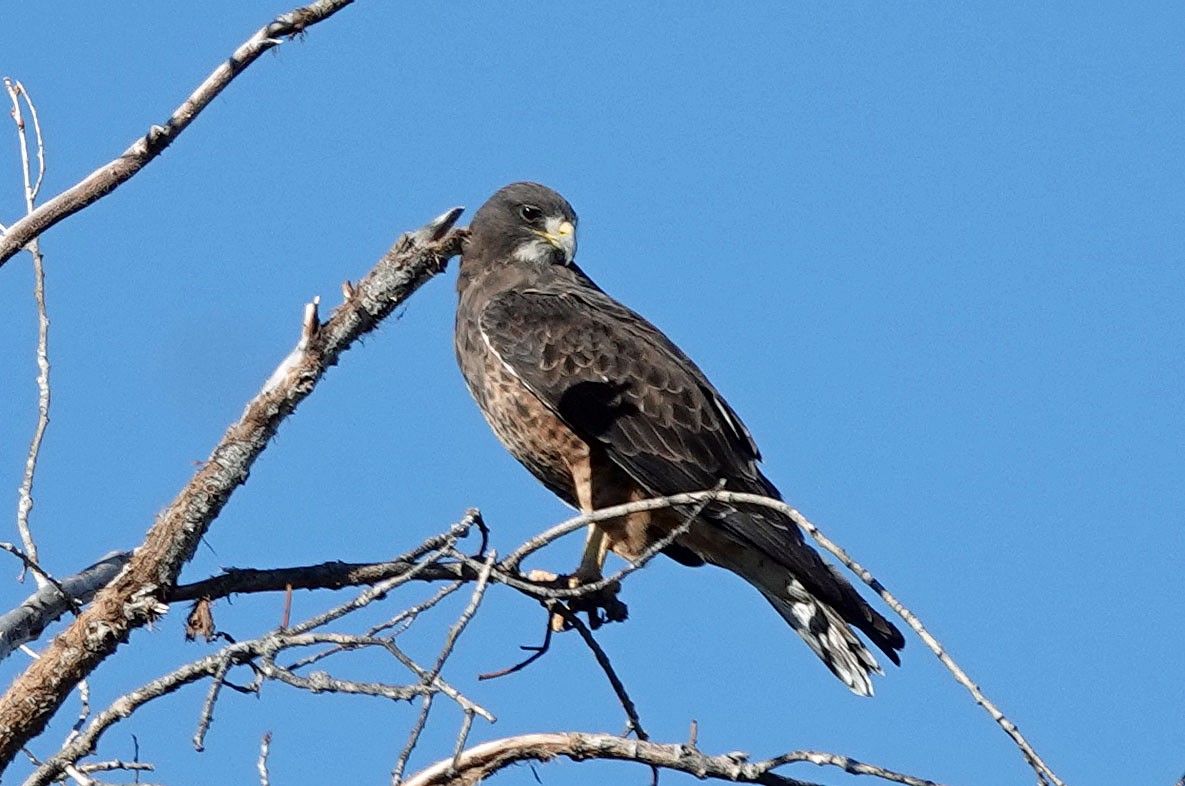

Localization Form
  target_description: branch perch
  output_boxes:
[401,732,948,786]
[160,489,1061,786]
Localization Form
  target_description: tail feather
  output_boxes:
[759,584,881,696]
[693,505,903,695]
[822,563,903,665]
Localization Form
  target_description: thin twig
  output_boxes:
[285,581,465,671]
[449,710,475,775]
[500,480,725,579]
[74,759,154,776]
[392,694,435,786]
[286,547,459,637]
[257,732,272,786]
[280,511,477,639]
[705,490,1065,786]
[558,609,648,741]
[66,679,90,739]
[0,0,359,268]
[0,544,69,606]
[171,547,473,603]
[24,625,488,786]
[379,581,468,637]
[428,552,495,680]
[192,656,235,751]
[5,78,50,583]
[477,617,553,680]
[498,488,1062,786]
[392,553,496,784]
[764,749,948,786]
[372,639,492,721]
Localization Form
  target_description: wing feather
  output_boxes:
[479,288,758,494]
[479,285,905,663]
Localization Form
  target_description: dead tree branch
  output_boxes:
[0,552,129,662]
[169,557,473,603]
[401,732,948,786]
[257,732,272,786]
[390,553,497,783]
[0,472,1055,786]
[26,610,491,786]
[0,0,357,268]
[558,609,648,741]
[0,208,467,769]
[703,491,1064,786]
[500,489,1067,786]
[5,78,51,580]
[163,487,1060,786]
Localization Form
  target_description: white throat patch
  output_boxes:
[513,237,558,265]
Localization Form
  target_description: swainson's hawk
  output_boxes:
[454,182,904,695]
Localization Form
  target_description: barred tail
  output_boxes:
[758,583,882,696]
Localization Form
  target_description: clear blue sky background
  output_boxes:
[1,4,1182,785]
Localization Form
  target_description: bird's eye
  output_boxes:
[520,205,543,222]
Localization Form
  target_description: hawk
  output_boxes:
[454,182,904,695]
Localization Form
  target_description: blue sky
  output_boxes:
[1,3,1182,785]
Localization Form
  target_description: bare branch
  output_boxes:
[174,511,482,608]
[0,208,466,769]
[391,554,496,783]
[5,78,51,580]
[74,760,153,776]
[286,581,467,672]
[0,552,129,662]
[257,732,272,786]
[24,627,487,786]
[500,481,725,576]
[477,617,553,680]
[703,491,1065,786]
[66,678,91,741]
[1,475,1054,786]
[286,512,476,637]
[392,694,435,786]
[495,489,1065,786]
[558,609,648,741]
[24,644,244,786]
[0,544,67,606]
[448,710,476,776]
[169,556,472,603]
[429,552,496,677]
[401,732,949,786]
[0,0,357,268]
[191,655,235,752]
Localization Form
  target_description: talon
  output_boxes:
[563,574,628,630]
[568,565,602,588]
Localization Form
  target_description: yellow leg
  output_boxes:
[575,523,609,582]
[548,451,628,630]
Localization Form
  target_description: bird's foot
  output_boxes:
[566,567,628,630]
[526,569,628,631]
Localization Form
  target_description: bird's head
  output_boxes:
[465,182,579,271]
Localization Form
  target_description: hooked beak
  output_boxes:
[534,217,576,263]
